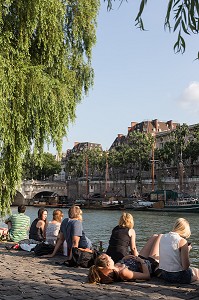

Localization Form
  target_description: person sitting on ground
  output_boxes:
[106,212,138,263]
[158,217,199,284]
[88,234,161,284]
[45,209,63,245]
[5,205,30,242]
[45,205,92,258]
[29,208,48,242]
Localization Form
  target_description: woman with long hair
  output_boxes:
[45,209,63,245]
[158,217,199,284]
[106,212,138,263]
[88,234,161,284]
[29,208,48,242]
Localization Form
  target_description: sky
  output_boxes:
[49,0,199,154]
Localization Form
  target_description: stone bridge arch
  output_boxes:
[11,180,68,206]
[12,191,26,206]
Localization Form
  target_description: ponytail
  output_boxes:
[88,265,101,283]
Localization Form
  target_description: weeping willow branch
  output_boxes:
[0,0,100,215]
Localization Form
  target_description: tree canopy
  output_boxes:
[0,0,100,214]
[105,0,199,56]
[22,152,61,180]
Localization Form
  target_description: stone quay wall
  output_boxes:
[67,178,199,200]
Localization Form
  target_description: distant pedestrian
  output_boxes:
[5,205,30,242]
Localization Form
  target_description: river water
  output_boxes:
[1,206,199,267]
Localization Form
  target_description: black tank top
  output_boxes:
[29,218,45,242]
[106,225,130,263]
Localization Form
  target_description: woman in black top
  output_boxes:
[106,212,138,263]
[29,208,48,241]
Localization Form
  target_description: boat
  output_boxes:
[124,199,153,210]
[75,199,125,210]
[32,195,71,208]
[33,201,71,208]
[146,190,199,212]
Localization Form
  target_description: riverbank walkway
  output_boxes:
[0,243,199,300]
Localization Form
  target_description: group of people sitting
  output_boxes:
[4,205,199,285]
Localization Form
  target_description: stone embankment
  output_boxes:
[0,243,199,300]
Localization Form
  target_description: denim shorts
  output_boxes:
[120,257,152,274]
[159,268,193,284]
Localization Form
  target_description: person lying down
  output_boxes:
[88,234,161,284]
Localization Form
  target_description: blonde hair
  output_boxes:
[88,254,109,283]
[53,209,63,223]
[68,205,82,221]
[172,218,191,239]
[119,212,134,229]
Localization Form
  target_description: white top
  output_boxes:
[159,232,183,272]
[46,222,61,245]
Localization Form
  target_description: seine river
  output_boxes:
[1,206,199,267]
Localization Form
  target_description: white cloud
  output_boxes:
[179,82,199,114]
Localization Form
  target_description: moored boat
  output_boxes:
[124,199,153,210]
[147,191,199,212]
[33,202,70,208]
[75,199,125,210]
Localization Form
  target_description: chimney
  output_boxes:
[74,142,79,146]
[131,121,137,129]
[167,120,173,130]
[153,119,158,132]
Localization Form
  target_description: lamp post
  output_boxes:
[85,154,89,198]
[105,151,109,193]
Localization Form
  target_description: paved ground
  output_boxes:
[0,243,199,300]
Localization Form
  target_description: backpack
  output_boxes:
[67,247,99,268]
[33,242,55,256]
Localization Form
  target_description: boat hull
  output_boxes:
[147,204,199,213]
[81,204,125,210]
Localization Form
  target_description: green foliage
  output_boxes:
[105,0,199,56]
[22,152,61,180]
[65,146,104,179]
[155,124,192,173]
[0,0,100,214]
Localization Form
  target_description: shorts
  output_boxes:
[139,255,159,275]
[159,268,193,284]
[120,257,152,274]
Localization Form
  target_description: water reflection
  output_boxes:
[1,207,199,266]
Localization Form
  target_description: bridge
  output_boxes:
[13,180,68,206]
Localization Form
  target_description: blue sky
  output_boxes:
[50,1,199,154]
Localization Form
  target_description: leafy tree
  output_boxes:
[127,131,154,193]
[0,0,99,214]
[184,125,199,176]
[23,153,61,180]
[105,0,199,56]
[108,144,131,179]
[108,144,132,197]
[65,146,104,179]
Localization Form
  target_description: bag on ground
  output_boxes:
[34,242,55,256]
[67,247,99,268]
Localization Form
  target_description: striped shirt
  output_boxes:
[7,213,30,242]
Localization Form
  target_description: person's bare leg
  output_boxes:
[148,234,162,262]
[139,235,158,258]
[139,234,162,262]
[191,267,199,282]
